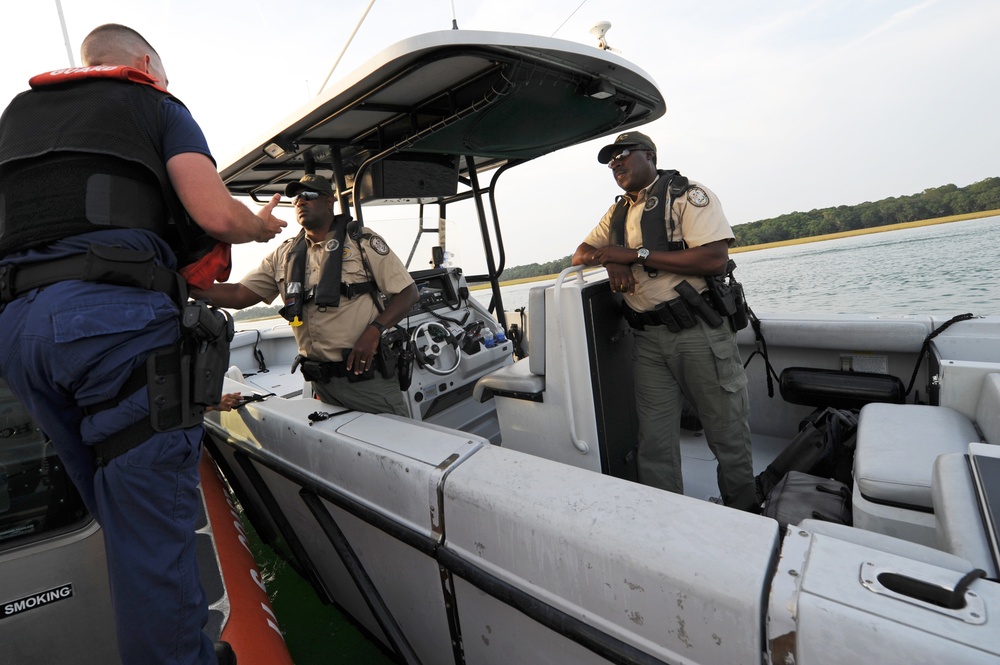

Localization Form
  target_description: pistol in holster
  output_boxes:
[703,259,750,332]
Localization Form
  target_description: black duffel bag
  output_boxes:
[762,471,851,531]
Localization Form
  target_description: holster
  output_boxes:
[375,327,409,379]
[704,259,750,332]
[675,280,724,328]
[147,301,233,431]
[181,301,234,405]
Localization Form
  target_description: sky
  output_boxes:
[3,0,998,278]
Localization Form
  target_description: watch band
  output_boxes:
[369,320,388,335]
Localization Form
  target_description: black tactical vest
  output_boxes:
[608,169,692,253]
[0,77,213,266]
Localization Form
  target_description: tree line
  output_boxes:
[733,177,1000,247]
[501,176,1000,281]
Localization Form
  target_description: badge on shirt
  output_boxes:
[369,235,390,255]
[324,238,340,252]
[687,187,710,207]
[342,246,356,260]
[644,195,659,212]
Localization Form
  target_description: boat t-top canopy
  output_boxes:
[218,29,665,318]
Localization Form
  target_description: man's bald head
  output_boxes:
[81,24,168,88]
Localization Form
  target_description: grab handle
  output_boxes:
[553,265,589,455]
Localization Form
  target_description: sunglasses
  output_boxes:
[294,190,323,202]
[607,148,633,167]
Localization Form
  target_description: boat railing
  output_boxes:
[553,265,590,455]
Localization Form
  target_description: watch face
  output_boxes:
[638,248,650,261]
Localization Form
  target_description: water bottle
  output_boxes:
[495,328,507,344]
[482,328,495,348]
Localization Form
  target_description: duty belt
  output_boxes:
[0,245,185,305]
[623,287,724,333]
[292,354,376,383]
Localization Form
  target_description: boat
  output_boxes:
[202,28,1000,664]
[5,28,999,664]
[0,379,294,663]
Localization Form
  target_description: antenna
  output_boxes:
[54,0,75,67]
[589,21,621,53]
[317,0,377,96]
[589,21,611,50]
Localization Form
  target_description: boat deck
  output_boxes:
[681,430,789,503]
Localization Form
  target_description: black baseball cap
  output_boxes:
[284,174,335,197]
[597,131,657,164]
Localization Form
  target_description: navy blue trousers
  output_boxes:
[0,280,215,665]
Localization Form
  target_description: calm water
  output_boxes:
[260,215,999,663]
[483,215,1000,316]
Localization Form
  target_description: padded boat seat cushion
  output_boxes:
[855,404,980,509]
[474,359,544,403]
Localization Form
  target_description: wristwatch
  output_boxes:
[636,247,650,264]
[369,320,388,335]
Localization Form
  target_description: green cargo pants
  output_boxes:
[631,317,757,510]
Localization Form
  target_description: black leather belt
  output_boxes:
[293,355,376,383]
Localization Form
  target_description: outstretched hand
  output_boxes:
[256,193,287,242]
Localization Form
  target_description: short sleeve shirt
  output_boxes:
[161,98,214,163]
[583,175,734,312]
[241,228,414,361]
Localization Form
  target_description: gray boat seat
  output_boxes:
[931,453,998,578]
[473,359,544,403]
[855,405,980,509]
[474,284,547,404]
[852,372,1000,544]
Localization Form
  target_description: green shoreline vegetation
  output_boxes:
[233,178,999,316]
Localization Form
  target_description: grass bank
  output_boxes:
[475,208,1000,289]
[730,208,1000,253]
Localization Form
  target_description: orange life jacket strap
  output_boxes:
[29,65,169,94]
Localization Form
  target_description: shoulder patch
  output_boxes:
[369,234,390,256]
[686,187,710,207]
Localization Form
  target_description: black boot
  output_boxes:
[214,641,237,665]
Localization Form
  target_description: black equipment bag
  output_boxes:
[779,367,904,410]
[755,406,858,498]
[762,471,852,531]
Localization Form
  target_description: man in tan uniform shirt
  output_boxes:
[572,132,758,512]
[196,175,417,415]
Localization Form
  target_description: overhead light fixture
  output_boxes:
[263,137,296,159]
[586,79,616,100]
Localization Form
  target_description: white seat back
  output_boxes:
[974,373,1000,444]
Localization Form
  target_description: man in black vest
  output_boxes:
[0,24,285,665]
[195,174,418,416]
[572,132,758,512]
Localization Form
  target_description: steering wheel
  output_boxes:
[410,321,461,376]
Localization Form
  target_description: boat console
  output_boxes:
[401,267,513,440]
